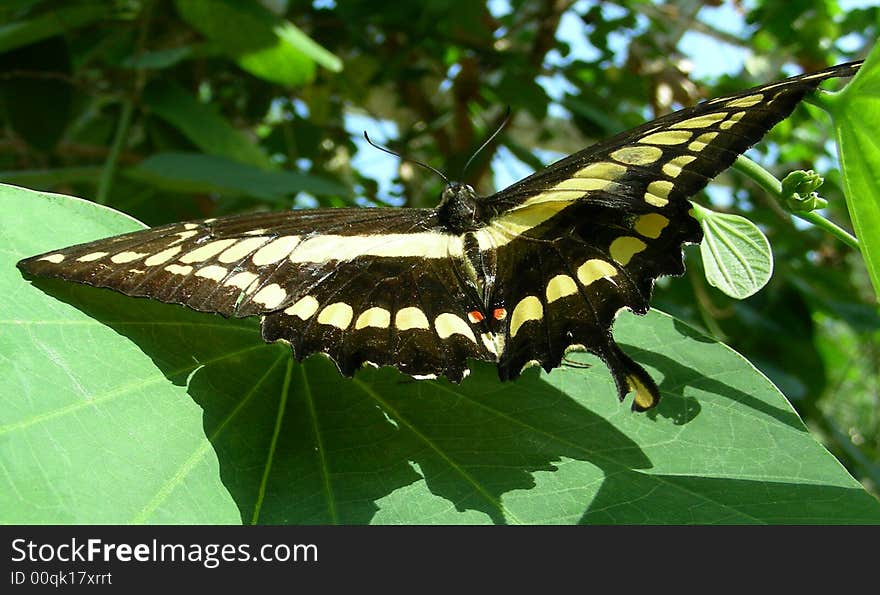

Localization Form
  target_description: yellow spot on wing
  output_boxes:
[575,161,628,180]
[395,307,430,330]
[225,271,259,291]
[548,176,616,194]
[38,254,65,263]
[284,295,319,320]
[688,132,719,152]
[576,259,617,286]
[670,112,727,129]
[510,296,543,338]
[168,230,198,245]
[355,307,391,330]
[628,374,659,411]
[252,236,300,266]
[179,239,238,264]
[611,146,663,165]
[165,264,193,275]
[476,202,569,250]
[662,155,696,178]
[288,233,462,263]
[77,252,108,262]
[634,213,669,239]
[645,180,674,207]
[725,93,763,108]
[434,313,477,343]
[610,236,647,265]
[218,237,271,263]
[144,246,182,266]
[110,251,147,264]
[195,265,229,281]
[252,283,287,308]
[317,302,354,329]
[719,111,745,130]
[546,274,578,303]
[639,130,693,145]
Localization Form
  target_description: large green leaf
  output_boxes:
[3,184,879,524]
[824,43,880,300]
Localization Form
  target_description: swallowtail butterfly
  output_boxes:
[17,61,861,411]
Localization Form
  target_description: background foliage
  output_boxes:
[1,0,878,517]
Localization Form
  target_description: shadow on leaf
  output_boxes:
[28,277,859,525]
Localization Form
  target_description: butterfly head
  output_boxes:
[438,181,484,234]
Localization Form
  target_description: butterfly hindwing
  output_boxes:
[260,250,495,380]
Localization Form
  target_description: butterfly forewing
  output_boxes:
[18,61,862,409]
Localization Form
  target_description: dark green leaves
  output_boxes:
[5,185,879,524]
[143,81,274,169]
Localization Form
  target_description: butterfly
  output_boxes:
[17,61,862,411]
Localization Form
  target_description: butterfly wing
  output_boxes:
[475,61,861,409]
[17,207,496,380]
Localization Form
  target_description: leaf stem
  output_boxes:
[95,100,134,205]
[732,155,860,250]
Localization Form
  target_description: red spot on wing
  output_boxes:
[467,310,484,324]
[493,307,507,321]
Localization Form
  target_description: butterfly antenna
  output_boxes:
[363,131,448,183]
[461,106,511,180]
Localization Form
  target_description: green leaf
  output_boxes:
[0,3,105,54]
[4,184,879,524]
[125,152,351,202]
[143,81,274,170]
[121,46,193,70]
[823,44,880,301]
[174,0,340,87]
[692,202,774,299]
[272,20,343,74]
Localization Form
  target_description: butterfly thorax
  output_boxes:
[437,182,486,234]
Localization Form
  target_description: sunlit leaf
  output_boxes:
[824,42,880,301]
[692,202,774,299]
[174,0,340,87]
